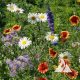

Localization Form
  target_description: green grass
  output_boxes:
[0,0,80,80]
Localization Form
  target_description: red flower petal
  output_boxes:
[38,77,48,80]
[38,62,48,74]
[66,69,78,79]
[60,31,69,42]
[49,48,57,58]
[3,28,12,35]
[12,25,21,31]
[69,15,80,26]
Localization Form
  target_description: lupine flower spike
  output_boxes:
[47,6,54,33]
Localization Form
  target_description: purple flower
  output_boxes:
[6,54,33,77]
[6,59,19,77]
[10,70,17,77]
[17,55,30,63]
[10,31,18,37]
[47,6,54,33]
[1,31,19,46]
[4,42,12,46]
[1,35,12,42]
[52,42,58,45]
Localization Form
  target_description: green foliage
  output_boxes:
[0,0,80,80]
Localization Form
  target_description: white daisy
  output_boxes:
[59,51,72,59]
[16,8,24,13]
[45,32,59,44]
[38,13,47,22]
[18,37,32,49]
[28,13,39,24]
[7,3,18,12]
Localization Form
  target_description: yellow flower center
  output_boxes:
[49,35,55,40]
[10,6,14,10]
[63,56,68,59]
[22,40,27,45]
[31,16,36,20]
[40,15,45,19]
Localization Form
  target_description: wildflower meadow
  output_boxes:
[0,0,80,80]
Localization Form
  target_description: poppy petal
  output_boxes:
[49,48,57,58]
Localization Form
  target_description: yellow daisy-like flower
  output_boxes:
[18,37,32,49]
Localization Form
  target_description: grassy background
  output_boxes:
[0,0,80,80]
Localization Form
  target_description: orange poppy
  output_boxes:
[38,62,48,74]
[66,69,78,79]
[60,31,70,42]
[12,25,21,31]
[38,77,48,80]
[49,48,57,58]
[69,15,80,26]
[3,28,12,35]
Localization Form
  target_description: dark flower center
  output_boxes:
[5,29,10,33]
[41,64,48,70]
[71,16,79,23]
[67,69,76,77]
[31,16,36,20]
[50,50,56,56]
[13,26,19,30]
[62,32,68,38]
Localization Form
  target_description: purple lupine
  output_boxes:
[47,6,54,33]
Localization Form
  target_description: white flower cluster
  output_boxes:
[7,3,24,13]
[28,13,47,24]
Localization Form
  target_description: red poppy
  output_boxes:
[66,69,78,79]
[3,28,12,35]
[38,62,48,74]
[12,25,21,31]
[60,31,70,42]
[38,77,48,80]
[69,15,80,26]
[49,48,57,58]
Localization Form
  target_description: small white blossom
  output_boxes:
[18,37,32,49]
